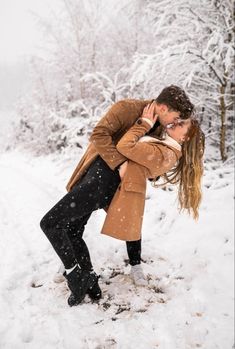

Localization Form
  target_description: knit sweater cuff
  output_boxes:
[141,118,154,128]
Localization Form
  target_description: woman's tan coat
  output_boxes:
[100,119,181,241]
[65,99,181,241]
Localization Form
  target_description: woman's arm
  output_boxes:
[116,118,178,175]
[118,160,128,179]
[89,100,155,171]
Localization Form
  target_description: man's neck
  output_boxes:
[146,120,161,136]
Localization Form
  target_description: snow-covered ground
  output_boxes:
[0,149,234,349]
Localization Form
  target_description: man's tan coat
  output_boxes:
[66,99,181,241]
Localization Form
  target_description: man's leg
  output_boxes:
[40,155,121,270]
[66,213,93,271]
[53,212,92,283]
[39,181,104,305]
[39,191,89,269]
[40,156,121,305]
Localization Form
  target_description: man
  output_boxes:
[53,85,194,294]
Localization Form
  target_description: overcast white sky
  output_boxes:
[0,0,60,110]
[0,0,59,64]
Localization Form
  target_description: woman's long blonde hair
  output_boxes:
[153,119,205,219]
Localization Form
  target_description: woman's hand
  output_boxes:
[141,102,158,127]
[118,160,128,179]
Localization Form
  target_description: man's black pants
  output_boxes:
[40,156,141,270]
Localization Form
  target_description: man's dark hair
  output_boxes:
[155,85,194,119]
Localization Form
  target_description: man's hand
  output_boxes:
[118,160,128,179]
[141,102,158,127]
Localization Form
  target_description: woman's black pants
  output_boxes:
[40,156,141,270]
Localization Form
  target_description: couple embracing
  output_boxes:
[40,85,205,306]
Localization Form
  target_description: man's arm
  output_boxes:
[89,101,128,170]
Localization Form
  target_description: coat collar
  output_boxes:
[139,133,182,152]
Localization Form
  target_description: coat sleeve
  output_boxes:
[89,101,128,170]
[116,118,178,176]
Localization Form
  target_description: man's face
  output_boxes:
[154,103,181,126]
[166,119,192,143]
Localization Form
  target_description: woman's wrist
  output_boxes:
[141,117,154,128]
[116,160,126,171]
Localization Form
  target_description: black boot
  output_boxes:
[86,275,102,300]
[64,266,97,306]
[68,280,102,305]
[68,274,102,304]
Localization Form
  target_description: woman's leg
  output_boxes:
[126,239,142,265]
[126,239,147,286]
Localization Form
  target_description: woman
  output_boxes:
[40,105,205,306]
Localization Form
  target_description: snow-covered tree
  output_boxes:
[10,0,234,161]
[129,0,234,161]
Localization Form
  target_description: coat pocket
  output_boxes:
[123,182,145,194]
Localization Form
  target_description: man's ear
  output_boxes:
[160,104,168,114]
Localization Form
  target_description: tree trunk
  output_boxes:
[219,84,227,161]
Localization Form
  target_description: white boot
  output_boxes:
[130,264,148,286]
[53,264,66,283]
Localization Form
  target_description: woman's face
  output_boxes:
[166,119,191,143]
